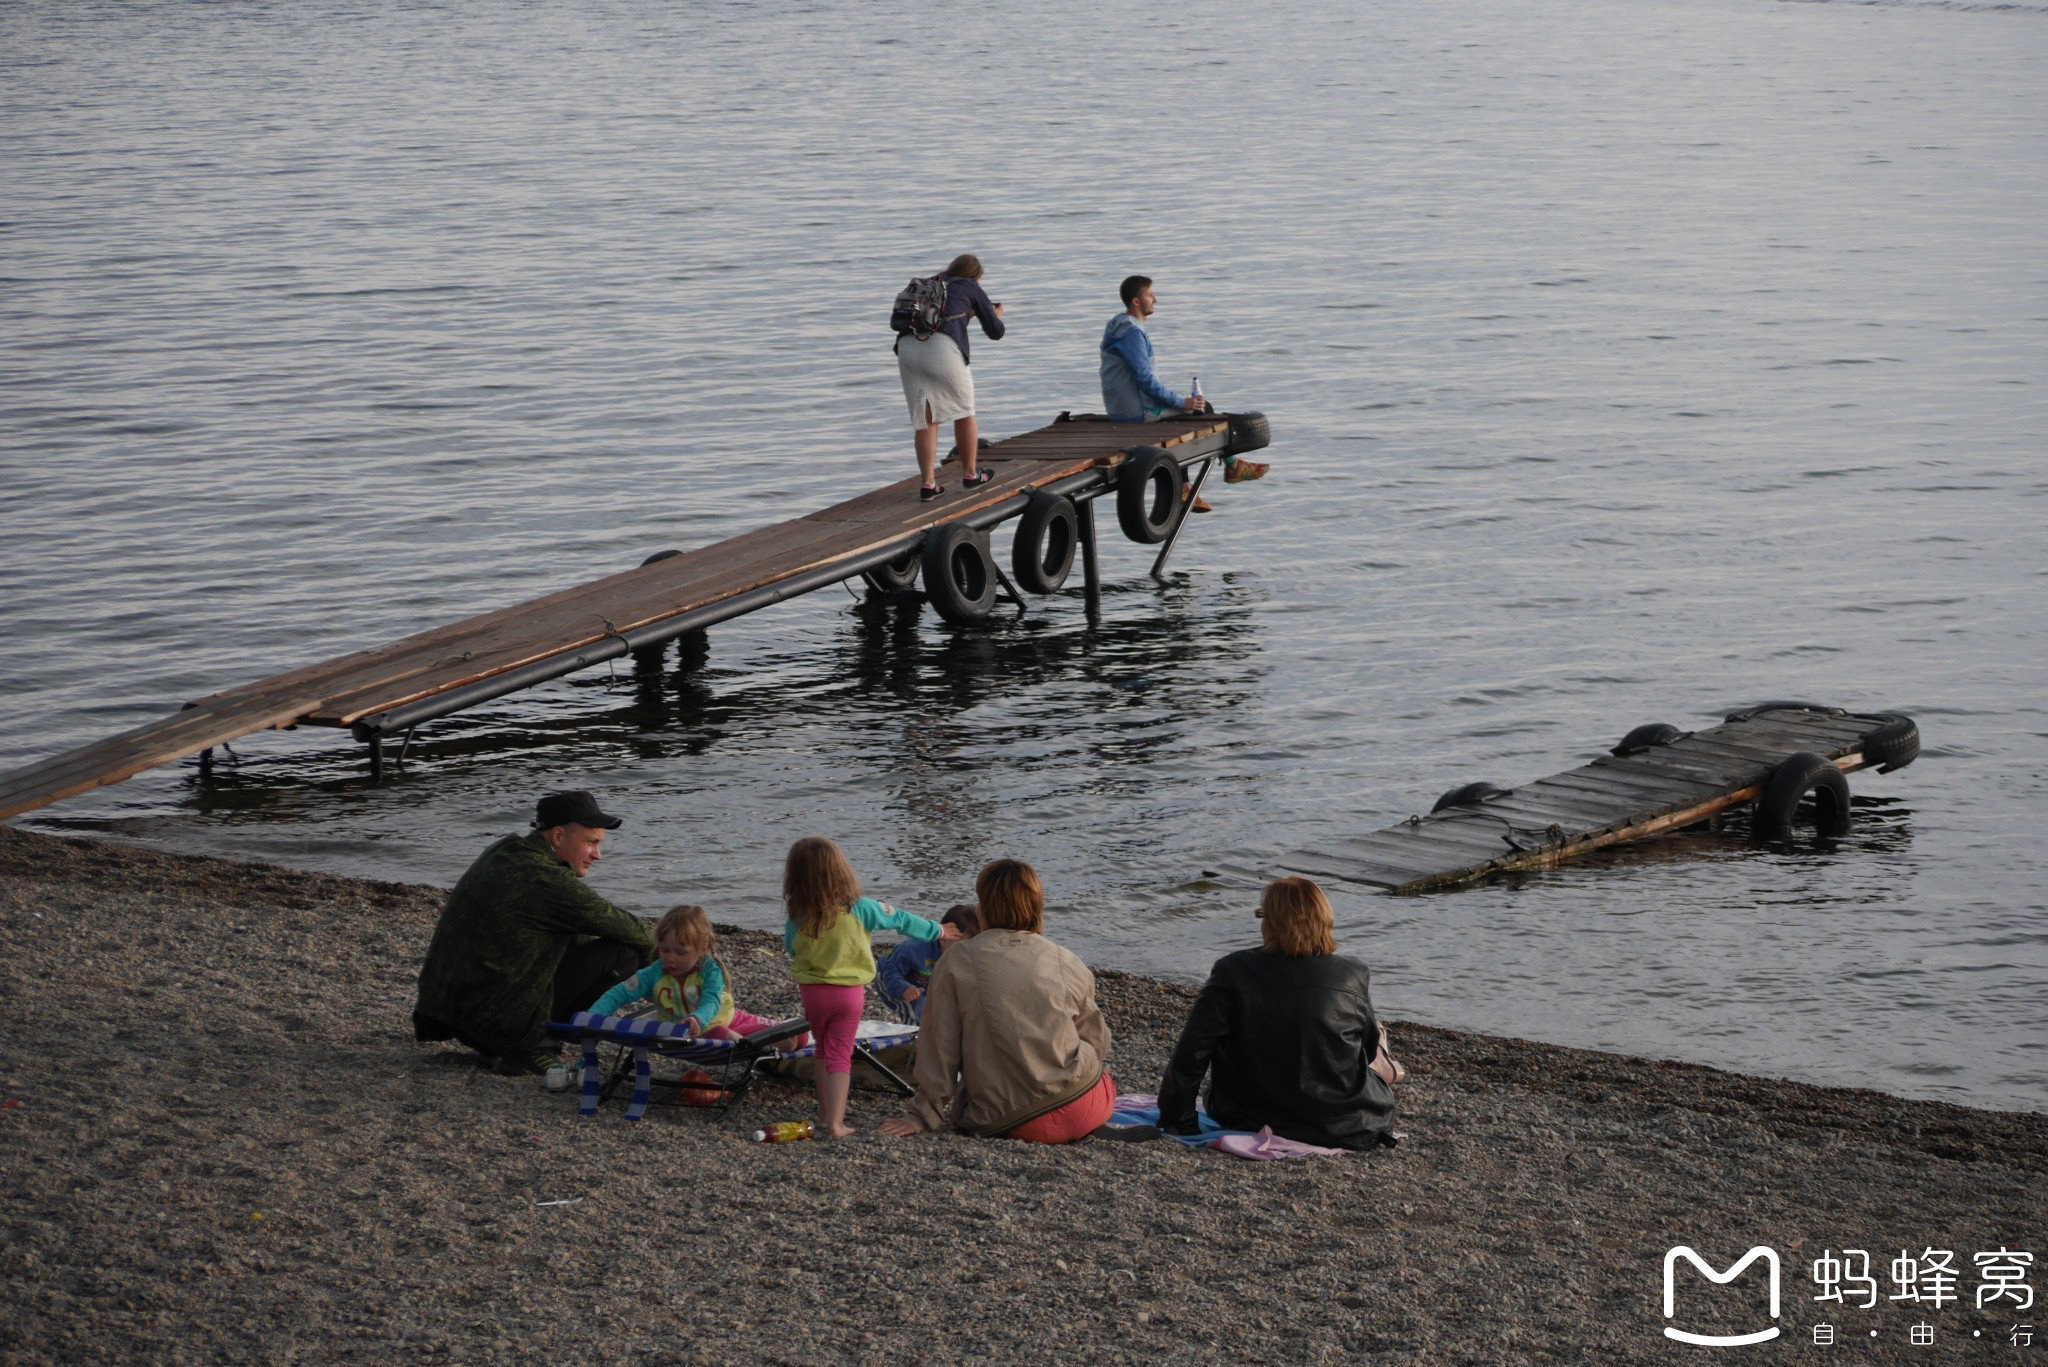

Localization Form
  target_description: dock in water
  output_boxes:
[1283,704,1922,894]
[0,411,1271,822]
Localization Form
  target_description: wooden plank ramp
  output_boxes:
[0,414,1235,822]
[1283,705,1917,894]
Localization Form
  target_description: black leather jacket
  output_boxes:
[1157,948,1396,1151]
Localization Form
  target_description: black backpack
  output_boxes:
[889,275,951,339]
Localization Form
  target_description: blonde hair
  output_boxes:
[1261,877,1337,958]
[975,860,1043,935]
[784,837,862,941]
[654,904,715,957]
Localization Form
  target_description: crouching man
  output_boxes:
[413,789,654,1074]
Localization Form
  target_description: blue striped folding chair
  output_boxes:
[547,1011,812,1122]
[764,1019,920,1097]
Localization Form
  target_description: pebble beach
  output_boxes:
[2,824,2041,1365]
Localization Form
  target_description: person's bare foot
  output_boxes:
[825,1124,857,1139]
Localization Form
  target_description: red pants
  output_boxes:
[1006,1072,1117,1145]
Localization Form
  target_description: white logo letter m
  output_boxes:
[1663,1246,1782,1346]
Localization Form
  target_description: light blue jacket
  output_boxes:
[589,957,731,1032]
[1100,313,1184,421]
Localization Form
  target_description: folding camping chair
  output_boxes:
[548,1011,812,1121]
[547,1013,918,1122]
[763,1019,920,1097]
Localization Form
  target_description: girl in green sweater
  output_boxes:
[782,837,948,1137]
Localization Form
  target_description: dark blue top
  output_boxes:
[877,936,943,1012]
[899,275,1005,365]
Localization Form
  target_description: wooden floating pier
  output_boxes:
[0,410,1271,822]
[1283,704,1922,894]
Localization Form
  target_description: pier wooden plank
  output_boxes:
[1666,733,1826,765]
[1332,826,1504,862]
[1551,764,1729,798]
[1595,751,1759,785]
[803,459,1090,526]
[1599,753,1777,791]
[1451,792,1639,831]
[299,523,869,725]
[305,519,907,725]
[1342,823,1518,864]
[1293,842,1475,888]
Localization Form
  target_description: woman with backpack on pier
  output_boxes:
[891,253,1005,502]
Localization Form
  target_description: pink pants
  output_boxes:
[705,1009,770,1041]
[797,983,867,1075]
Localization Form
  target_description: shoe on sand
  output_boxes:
[488,1047,561,1078]
[1223,458,1269,484]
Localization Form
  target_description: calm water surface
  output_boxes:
[3,0,2044,1110]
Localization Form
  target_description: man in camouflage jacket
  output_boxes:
[413,790,654,1072]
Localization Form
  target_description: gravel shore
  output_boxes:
[2,825,2040,1364]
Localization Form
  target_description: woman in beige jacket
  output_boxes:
[879,860,1114,1144]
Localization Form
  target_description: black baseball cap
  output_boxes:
[533,790,622,831]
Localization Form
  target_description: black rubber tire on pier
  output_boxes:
[1011,491,1077,595]
[920,524,997,623]
[640,549,682,567]
[1612,722,1685,757]
[860,546,921,595]
[1226,411,1272,457]
[1753,751,1851,842]
[1116,446,1186,545]
[1857,712,1920,773]
[1431,781,1511,813]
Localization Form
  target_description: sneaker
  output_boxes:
[962,470,993,488]
[489,1047,560,1078]
[919,484,944,502]
[1223,458,1269,484]
[1184,492,1214,514]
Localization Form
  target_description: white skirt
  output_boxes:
[896,332,975,429]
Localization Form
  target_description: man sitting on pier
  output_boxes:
[1100,274,1270,513]
[413,789,655,1075]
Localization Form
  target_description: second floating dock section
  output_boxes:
[1284,704,1922,894]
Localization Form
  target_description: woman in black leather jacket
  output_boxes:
[1157,877,1401,1150]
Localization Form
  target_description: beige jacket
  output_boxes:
[902,928,1111,1135]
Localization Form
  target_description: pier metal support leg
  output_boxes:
[676,628,710,675]
[1076,497,1101,620]
[367,735,384,785]
[991,560,1029,616]
[1151,457,1214,579]
[395,727,417,771]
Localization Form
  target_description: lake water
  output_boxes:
[3,0,2044,1111]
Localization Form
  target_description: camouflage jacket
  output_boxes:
[413,831,654,1056]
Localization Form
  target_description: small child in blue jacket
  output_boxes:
[877,903,979,1023]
